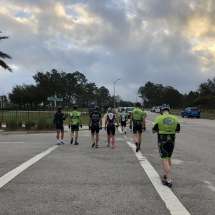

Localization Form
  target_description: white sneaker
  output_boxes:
[61,141,65,144]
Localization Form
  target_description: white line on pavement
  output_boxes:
[0,142,26,143]
[126,139,190,215]
[0,145,58,189]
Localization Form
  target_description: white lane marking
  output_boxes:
[0,145,58,189]
[126,139,190,215]
[0,142,25,143]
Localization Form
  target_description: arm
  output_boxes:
[80,118,82,126]
[115,118,119,127]
[175,123,180,133]
[100,118,102,127]
[130,115,133,126]
[105,118,107,128]
[142,115,145,128]
[152,123,158,134]
[88,118,91,125]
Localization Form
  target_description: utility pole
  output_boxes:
[114,79,121,109]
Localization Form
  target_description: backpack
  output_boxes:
[107,113,115,126]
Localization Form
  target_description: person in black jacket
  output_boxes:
[54,106,66,145]
[89,106,102,148]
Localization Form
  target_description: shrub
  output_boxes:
[25,120,32,130]
[18,122,22,128]
[37,117,48,130]
[31,122,36,127]
[45,123,53,129]
[6,119,17,130]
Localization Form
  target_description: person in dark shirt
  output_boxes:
[53,106,66,145]
[89,106,102,148]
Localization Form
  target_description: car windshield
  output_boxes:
[191,108,198,111]
[127,107,135,111]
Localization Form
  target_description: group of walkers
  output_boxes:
[53,102,180,188]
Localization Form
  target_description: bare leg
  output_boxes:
[96,133,99,145]
[56,130,60,141]
[61,131,64,140]
[107,135,110,142]
[91,133,95,143]
[133,134,138,143]
[138,133,142,144]
[112,135,115,142]
[162,160,171,181]
[71,131,74,139]
[75,132,78,142]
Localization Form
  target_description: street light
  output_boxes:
[114,79,121,109]
[133,91,138,103]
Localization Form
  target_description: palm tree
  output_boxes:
[0,31,12,72]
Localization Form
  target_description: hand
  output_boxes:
[89,125,91,131]
[68,125,71,129]
[129,125,132,129]
[99,127,102,130]
[80,125,82,128]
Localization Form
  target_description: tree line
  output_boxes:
[138,77,215,109]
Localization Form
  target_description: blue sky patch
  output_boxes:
[15,11,29,19]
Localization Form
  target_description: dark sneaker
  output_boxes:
[61,141,65,144]
[57,142,60,145]
[164,175,167,179]
[95,145,99,148]
[92,142,95,148]
[124,131,126,134]
[75,142,79,145]
[161,179,172,187]
[70,139,73,144]
[136,146,139,152]
[139,143,141,150]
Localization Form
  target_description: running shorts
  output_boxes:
[157,134,175,160]
[56,124,64,131]
[107,125,115,136]
[91,125,99,134]
[121,121,126,127]
[71,125,79,132]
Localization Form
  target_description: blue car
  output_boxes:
[181,107,200,118]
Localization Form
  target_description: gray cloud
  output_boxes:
[0,0,215,103]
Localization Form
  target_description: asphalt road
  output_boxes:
[0,111,215,215]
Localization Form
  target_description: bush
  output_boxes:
[18,122,22,128]
[37,117,48,130]
[6,119,17,130]
[31,122,36,127]
[45,123,53,129]
[25,120,33,130]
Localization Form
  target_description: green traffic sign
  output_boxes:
[47,97,63,101]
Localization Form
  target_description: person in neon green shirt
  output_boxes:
[152,104,180,187]
[69,105,82,145]
[129,102,145,152]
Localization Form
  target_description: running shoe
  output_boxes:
[92,142,95,148]
[136,146,139,152]
[70,139,73,144]
[107,143,110,147]
[164,175,167,179]
[112,143,115,149]
[57,142,60,145]
[139,143,141,150]
[75,142,79,145]
[161,179,172,187]
[61,141,65,144]
[124,131,126,134]
[95,145,99,148]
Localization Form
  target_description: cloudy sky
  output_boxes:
[0,0,215,102]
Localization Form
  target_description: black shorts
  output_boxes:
[91,125,99,134]
[121,121,126,127]
[107,125,115,136]
[133,124,142,134]
[157,134,175,160]
[56,124,64,131]
[71,125,79,132]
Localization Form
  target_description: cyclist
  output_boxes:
[105,107,119,148]
[53,106,66,145]
[129,102,145,152]
[119,108,128,134]
[152,104,180,187]
[89,106,102,148]
[68,105,82,145]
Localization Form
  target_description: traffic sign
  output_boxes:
[47,97,63,101]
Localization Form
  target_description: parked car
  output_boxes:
[151,106,156,112]
[126,107,135,119]
[181,107,200,118]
